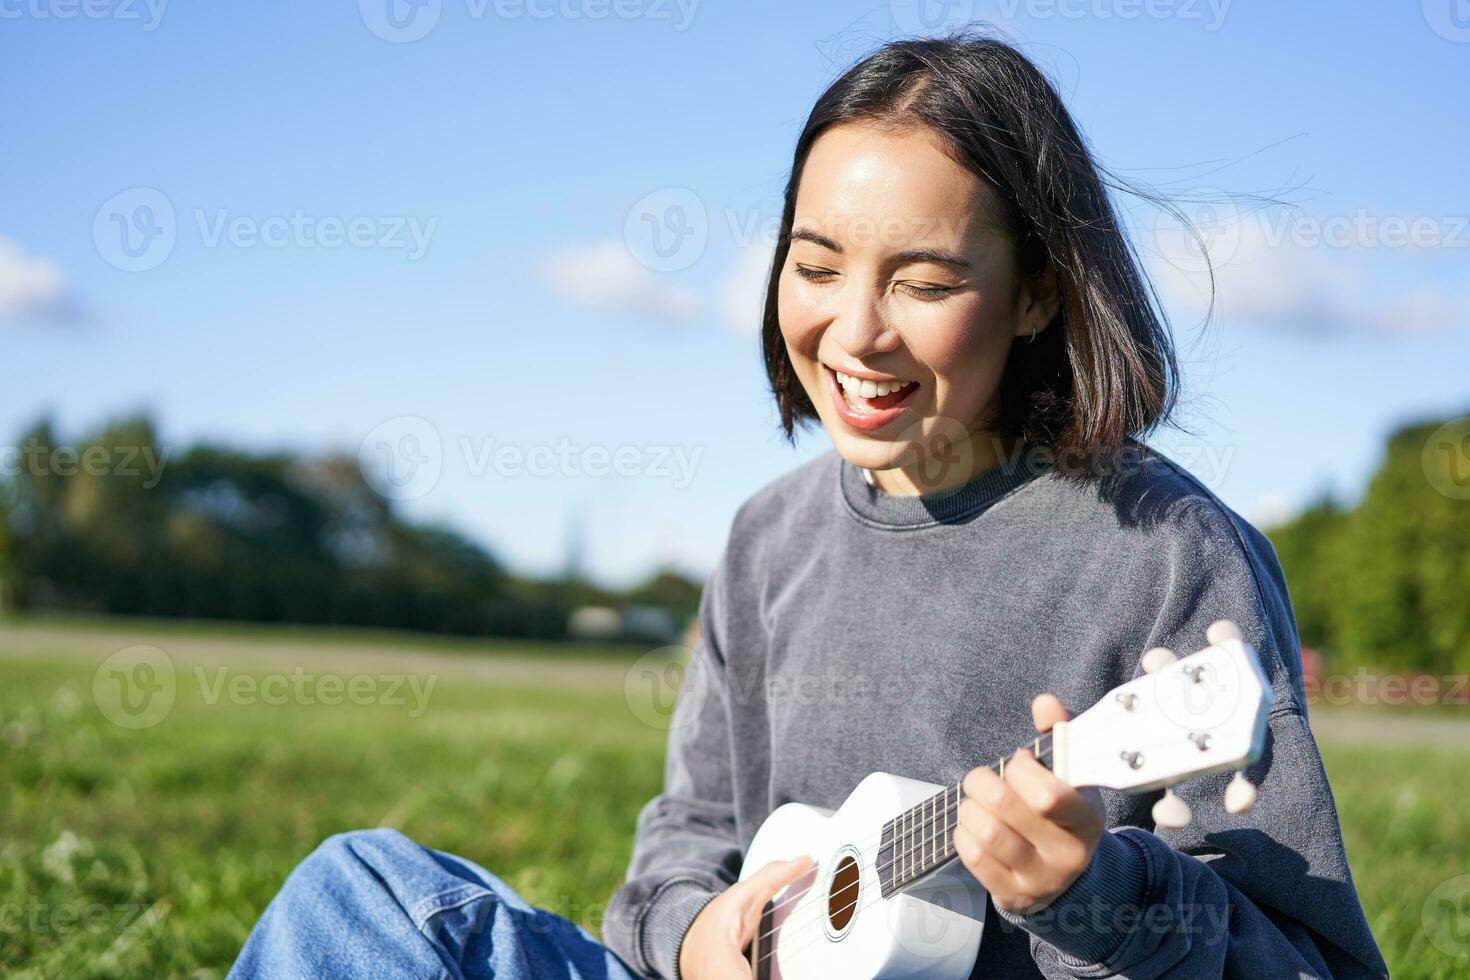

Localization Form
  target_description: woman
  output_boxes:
[230,30,1387,980]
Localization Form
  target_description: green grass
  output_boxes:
[0,620,1465,977]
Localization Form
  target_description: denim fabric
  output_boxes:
[229,829,641,980]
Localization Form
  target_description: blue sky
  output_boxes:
[4,1,1467,586]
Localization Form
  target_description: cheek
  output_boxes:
[916,295,1015,408]
[776,275,820,354]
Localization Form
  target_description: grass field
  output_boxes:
[1,617,1466,978]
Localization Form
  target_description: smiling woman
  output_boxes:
[762,37,1179,496]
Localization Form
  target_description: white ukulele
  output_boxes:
[738,621,1273,979]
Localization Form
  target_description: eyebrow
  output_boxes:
[787,228,972,270]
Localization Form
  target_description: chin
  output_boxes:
[825,427,912,472]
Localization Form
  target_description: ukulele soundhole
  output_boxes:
[826,850,861,936]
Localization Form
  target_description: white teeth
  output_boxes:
[833,369,911,400]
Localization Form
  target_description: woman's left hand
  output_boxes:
[953,693,1106,914]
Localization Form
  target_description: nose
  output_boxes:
[828,282,901,360]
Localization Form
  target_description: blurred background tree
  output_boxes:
[1266,415,1470,675]
[0,415,701,642]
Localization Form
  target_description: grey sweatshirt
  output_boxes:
[601,443,1388,980]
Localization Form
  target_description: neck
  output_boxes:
[868,430,1024,496]
[876,732,1054,897]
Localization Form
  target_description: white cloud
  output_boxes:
[1145,212,1467,335]
[0,238,69,321]
[719,239,775,336]
[1240,489,1299,530]
[537,241,699,324]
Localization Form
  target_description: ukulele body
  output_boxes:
[739,771,987,979]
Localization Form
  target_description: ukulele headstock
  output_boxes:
[1055,621,1273,828]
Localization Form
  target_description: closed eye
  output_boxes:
[793,265,837,284]
[897,282,955,301]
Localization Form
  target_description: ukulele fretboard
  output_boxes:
[876,732,1054,897]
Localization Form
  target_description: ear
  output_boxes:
[1013,260,1061,341]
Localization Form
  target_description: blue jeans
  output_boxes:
[229,829,644,980]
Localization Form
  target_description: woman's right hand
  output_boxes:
[677,855,814,980]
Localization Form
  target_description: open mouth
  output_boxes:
[828,366,918,414]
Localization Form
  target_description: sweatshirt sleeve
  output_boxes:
[997,495,1389,979]
[601,554,744,980]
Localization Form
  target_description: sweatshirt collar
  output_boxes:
[838,444,1050,528]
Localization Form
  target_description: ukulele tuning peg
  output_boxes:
[1224,770,1258,814]
[1141,646,1177,674]
[1206,620,1243,646]
[1152,786,1192,829]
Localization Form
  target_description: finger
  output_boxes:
[749,855,814,903]
[1032,693,1071,734]
[1003,750,1100,840]
[738,857,815,949]
[964,756,1073,852]
[956,796,1037,871]
[953,822,1028,901]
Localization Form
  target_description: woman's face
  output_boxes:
[777,121,1056,493]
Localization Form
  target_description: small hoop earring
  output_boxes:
[1027,322,1038,344]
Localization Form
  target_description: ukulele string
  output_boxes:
[744,737,1050,944]
[747,739,1051,961]
[748,806,965,968]
[750,811,975,976]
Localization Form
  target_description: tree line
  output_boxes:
[2,412,1465,672]
[0,416,700,641]
[1266,414,1470,676]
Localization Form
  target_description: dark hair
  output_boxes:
[761,28,1184,476]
